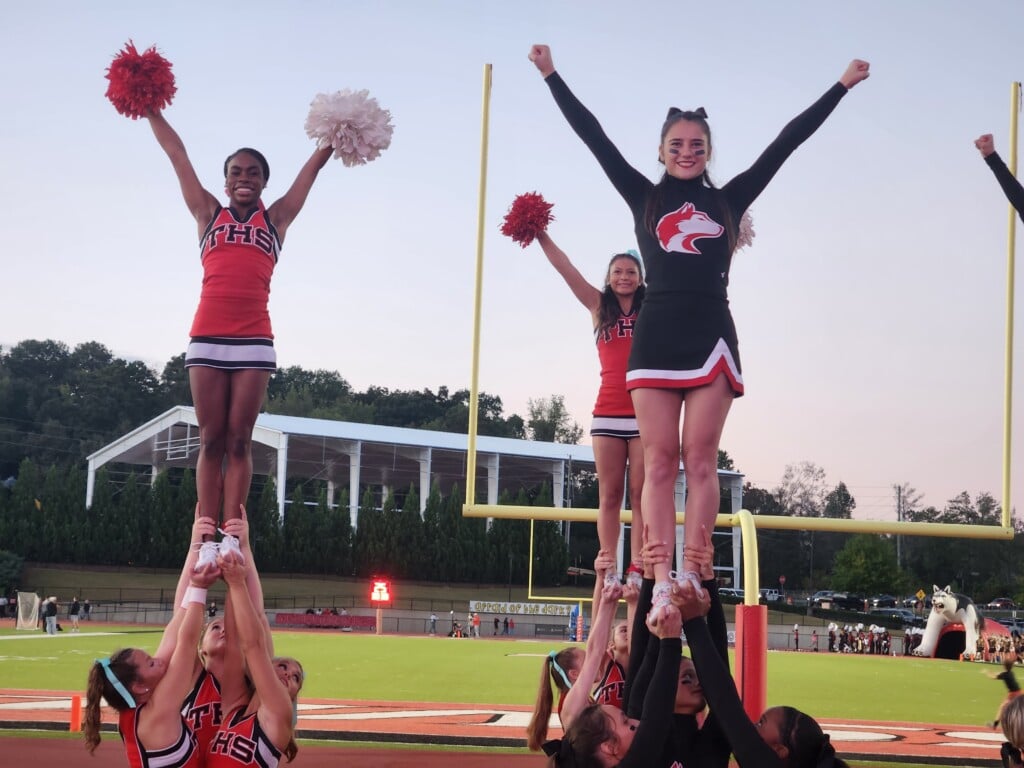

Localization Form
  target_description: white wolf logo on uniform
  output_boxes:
[912,584,985,659]
[656,203,724,255]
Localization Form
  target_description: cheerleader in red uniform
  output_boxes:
[84,511,220,765]
[145,109,332,564]
[533,228,646,587]
[209,550,303,766]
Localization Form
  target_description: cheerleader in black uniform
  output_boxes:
[976,133,1024,219]
[529,44,869,620]
[673,572,848,768]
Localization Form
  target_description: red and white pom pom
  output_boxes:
[305,89,394,167]
[736,210,756,251]
[500,192,554,248]
[104,40,176,119]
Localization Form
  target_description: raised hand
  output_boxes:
[594,548,617,576]
[221,505,250,551]
[975,134,996,158]
[650,602,682,639]
[529,44,555,78]
[670,578,711,622]
[191,506,217,543]
[840,59,870,89]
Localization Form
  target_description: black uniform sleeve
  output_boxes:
[723,82,848,216]
[985,152,1024,221]
[693,580,732,768]
[703,579,729,665]
[684,616,781,768]
[543,72,651,208]
[618,638,682,768]
[623,578,654,717]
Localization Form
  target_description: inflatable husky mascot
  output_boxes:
[912,584,985,659]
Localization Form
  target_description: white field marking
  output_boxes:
[821,723,925,731]
[934,742,1000,750]
[943,731,1006,743]
[0,698,74,711]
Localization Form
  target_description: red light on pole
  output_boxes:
[370,580,391,603]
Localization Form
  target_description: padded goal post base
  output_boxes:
[734,603,767,721]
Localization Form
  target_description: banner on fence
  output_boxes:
[469,600,573,616]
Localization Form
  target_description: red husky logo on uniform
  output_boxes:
[656,203,724,254]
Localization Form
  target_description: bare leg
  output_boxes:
[625,436,645,567]
[189,366,231,530]
[680,374,733,578]
[221,369,271,523]
[593,435,628,576]
[631,388,684,591]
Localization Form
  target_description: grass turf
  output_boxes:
[0,625,1006,725]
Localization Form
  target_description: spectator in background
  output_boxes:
[494,616,500,635]
[510,617,516,635]
[83,598,91,621]
[811,629,819,652]
[69,597,81,632]
[503,616,509,635]
[44,597,58,635]
[208,600,218,618]
[472,612,481,638]
[429,613,438,634]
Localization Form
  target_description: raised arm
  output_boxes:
[145,111,220,230]
[219,553,294,749]
[724,59,869,215]
[534,231,602,317]
[685,525,728,664]
[266,146,333,242]
[140,562,221,749]
[976,134,1024,220]
[529,44,650,206]
[154,509,216,663]
[561,552,621,726]
[676,584,781,768]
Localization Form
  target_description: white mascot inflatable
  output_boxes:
[912,585,985,659]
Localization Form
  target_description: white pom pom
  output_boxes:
[305,89,394,167]
[735,210,756,251]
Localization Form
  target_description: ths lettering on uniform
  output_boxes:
[600,315,635,343]
[210,730,256,762]
[203,224,276,256]
[184,701,222,731]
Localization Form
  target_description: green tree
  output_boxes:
[526,395,583,444]
[831,535,903,595]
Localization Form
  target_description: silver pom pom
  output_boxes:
[736,209,756,251]
[305,89,394,167]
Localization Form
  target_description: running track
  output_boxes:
[0,689,1005,766]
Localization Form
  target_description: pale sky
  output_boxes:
[3,1,1024,520]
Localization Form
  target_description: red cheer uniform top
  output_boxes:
[206,706,283,768]
[190,203,281,339]
[593,308,637,416]
[118,706,201,768]
[182,668,223,758]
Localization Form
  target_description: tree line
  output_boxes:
[2,338,1023,603]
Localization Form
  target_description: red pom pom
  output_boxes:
[105,40,176,119]
[500,192,554,248]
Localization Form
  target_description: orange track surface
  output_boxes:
[0,689,1004,765]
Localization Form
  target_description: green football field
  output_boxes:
[0,624,1007,726]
